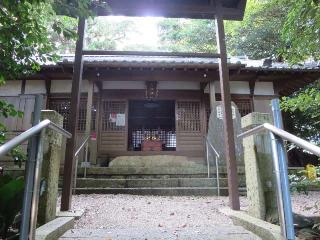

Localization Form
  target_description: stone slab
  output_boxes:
[56,210,84,220]
[36,217,74,240]
[60,226,261,240]
[75,166,246,176]
[220,208,283,240]
[72,186,247,196]
[241,112,273,130]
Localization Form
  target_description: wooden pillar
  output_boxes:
[249,79,256,112]
[61,17,85,211]
[215,3,240,210]
[85,80,97,164]
[209,80,216,111]
[85,80,94,136]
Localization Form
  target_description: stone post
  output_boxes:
[241,112,278,223]
[38,110,65,225]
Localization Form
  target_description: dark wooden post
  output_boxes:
[215,3,240,210]
[61,17,86,211]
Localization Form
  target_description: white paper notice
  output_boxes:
[116,113,125,126]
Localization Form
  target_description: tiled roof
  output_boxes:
[53,55,320,72]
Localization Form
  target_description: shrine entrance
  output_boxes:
[128,100,176,151]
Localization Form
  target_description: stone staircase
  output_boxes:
[74,164,246,196]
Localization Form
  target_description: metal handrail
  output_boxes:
[204,137,221,196]
[73,135,90,194]
[238,123,320,156]
[74,135,90,157]
[239,122,320,240]
[0,117,71,240]
[0,119,71,158]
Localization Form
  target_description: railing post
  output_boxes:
[271,99,295,240]
[206,140,210,178]
[269,131,286,237]
[20,95,43,240]
[29,131,44,240]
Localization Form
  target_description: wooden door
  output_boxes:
[98,100,127,153]
[176,100,204,154]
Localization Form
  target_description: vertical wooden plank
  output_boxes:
[210,80,216,111]
[215,1,240,210]
[125,99,129,151]
[85,80,94,136]
[61,17,85,211]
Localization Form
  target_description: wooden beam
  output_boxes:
[215,1,240,210]
[83,50,221,58]
[92,0,245,20]
[61,17,85,211]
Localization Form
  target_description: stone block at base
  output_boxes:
[56,210,84,220]
[220,208,283,240]
[35,217,74,240]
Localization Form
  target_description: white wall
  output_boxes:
[51,80,97,93]
[0,80,21,96]
[204,81,250,94]
[254,82,274,95]
[25,80,46,94]
[103,81,145,89]
[102,81,201,90]
[158,81,200,90]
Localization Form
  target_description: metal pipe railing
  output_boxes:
[238,123,320,157]
[73,135,90,193]
[0,119,71,158]
[205,137,221,196]
[239,122,320,240]
[0,114,71,240]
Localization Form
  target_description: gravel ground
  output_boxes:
[291,191,320,217]
[67,195,247,229]
[58,193,320,239]
[60,192,320,230]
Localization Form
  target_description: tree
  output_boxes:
[281,0,320,62]
[281,80,320,146]
[0,0,95,164]
[225,0,288,60]
[158,19,216,53]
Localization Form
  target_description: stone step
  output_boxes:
[75,166,245,178]
[75,177,246,188]
[60,226,261,240]
[73,187,247,196]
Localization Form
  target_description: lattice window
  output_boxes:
[234,99,252,117]
[102,100,126,131]
[177,101,201,132]
[49,98,97,131]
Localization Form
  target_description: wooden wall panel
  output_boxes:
[98,100,127,153]
[176,100,204,155]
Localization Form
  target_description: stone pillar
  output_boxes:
[241,112,278,223]
[38,110,65,225]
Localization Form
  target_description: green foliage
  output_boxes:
[158,19,216,53]
[281,80,320,145]
[289,167,320,194]
[0,91,26,166]
[281,0,320,62]
[0,175,24,239]
[0,0,94,165]
[225,0,288,60]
